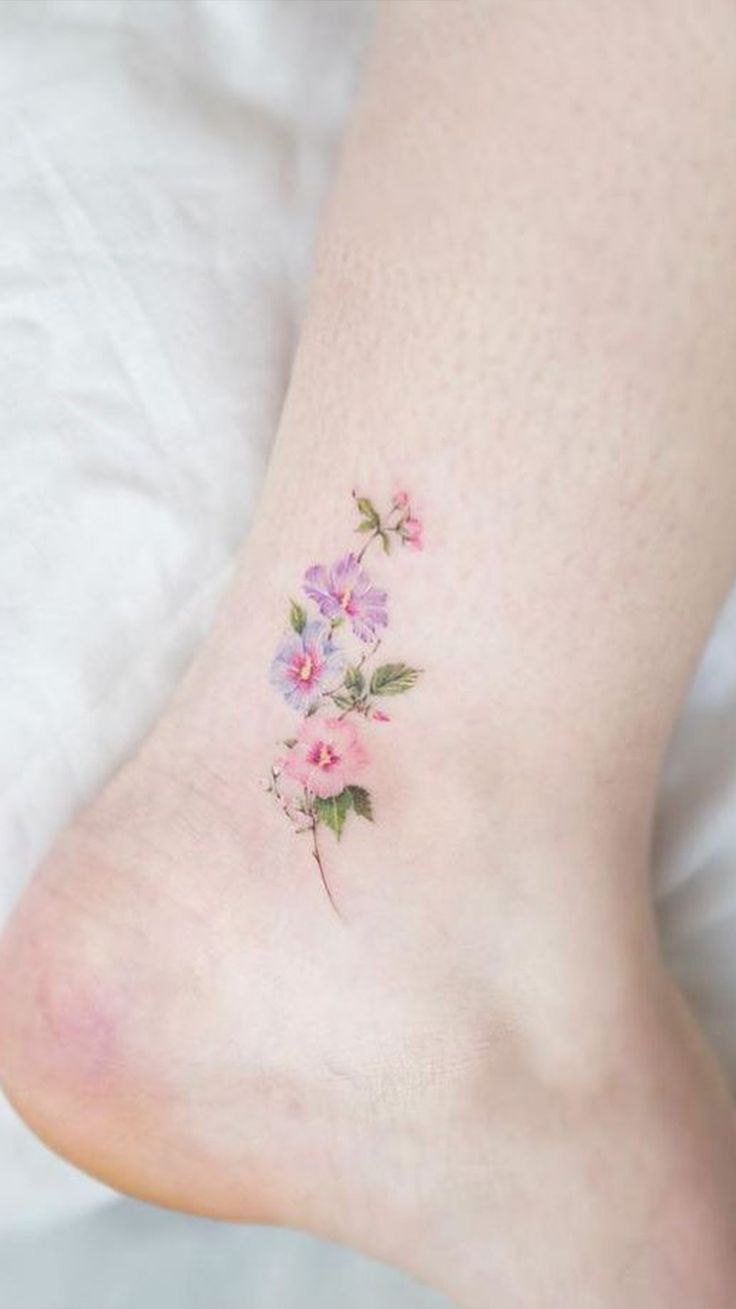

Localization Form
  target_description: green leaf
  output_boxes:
[369,662,421,696]
[356,520,376,534]
[289,599,307,634]
[331,694,354,710]
[355,496,380,528]
[314,788,352,840]
[347,785,373,821]
[380,530,391,555]
[344,665,365,696]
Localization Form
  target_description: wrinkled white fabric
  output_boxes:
[0,0,372,1238]
[0,0,734,1303]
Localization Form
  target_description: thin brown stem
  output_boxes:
[356,530,380,564]
[356,636,382,671]
[311,819,341,918]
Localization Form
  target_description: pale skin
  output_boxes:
[2,2,736,1305]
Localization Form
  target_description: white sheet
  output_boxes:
[0,0,734,1303]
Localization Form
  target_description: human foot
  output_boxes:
[6,0,736,1302]
[1,494,736,1309]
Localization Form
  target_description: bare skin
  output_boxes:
[2,2,736,1305]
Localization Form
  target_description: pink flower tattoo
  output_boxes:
[263,488,424,913]
[283,717,369,799]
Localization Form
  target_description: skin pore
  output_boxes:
[2,2,736,1306]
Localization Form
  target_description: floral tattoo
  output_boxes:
[264,489,423,912]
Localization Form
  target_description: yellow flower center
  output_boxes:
[299,655,313,681]
[317,743,334,768]
[339,587,352,612]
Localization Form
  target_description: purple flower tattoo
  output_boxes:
[270,619,346,713]
[304,553,388,643]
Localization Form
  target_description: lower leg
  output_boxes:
[3,2,736,1305]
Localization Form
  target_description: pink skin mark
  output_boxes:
[0,880,127,1095]
[36,969,123,1090]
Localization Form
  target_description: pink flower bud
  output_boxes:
[372,709,391,722]
[392,490,409,509]
[403,516,423,549]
